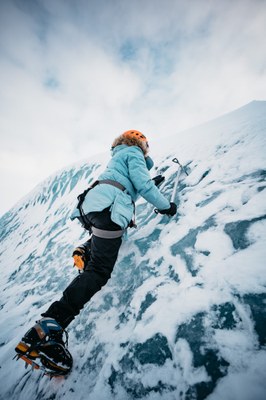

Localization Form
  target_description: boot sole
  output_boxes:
[40,354,70,373]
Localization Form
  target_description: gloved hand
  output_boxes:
[157,202,177,216]
[152,175,165,187]
[72,247,88,270]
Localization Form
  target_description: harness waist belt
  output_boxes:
[91,226,125,239]
[97,179,126,191]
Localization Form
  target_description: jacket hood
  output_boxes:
[111,145,154,170]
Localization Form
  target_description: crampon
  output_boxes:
[14,318,73,378]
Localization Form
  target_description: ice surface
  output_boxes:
[0,101,266,400]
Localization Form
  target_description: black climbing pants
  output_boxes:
[42,208,122,328]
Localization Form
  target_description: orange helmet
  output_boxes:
[122,130,148,143]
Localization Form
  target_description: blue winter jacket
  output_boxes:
[71,145,170,229]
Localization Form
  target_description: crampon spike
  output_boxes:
[14,350,70,378]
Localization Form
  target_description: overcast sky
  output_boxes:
[0,0,266,216]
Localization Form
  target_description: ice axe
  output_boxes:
[170,158,189,202]
[154,157,189,214]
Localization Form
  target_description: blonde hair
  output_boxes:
[111,134,149,156]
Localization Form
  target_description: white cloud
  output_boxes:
[0,0,266,215]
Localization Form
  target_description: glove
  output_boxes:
[158,202,177,216]
[72,247,87,270]
[152,175,165,187]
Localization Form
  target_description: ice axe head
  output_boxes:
[172,158,189,175]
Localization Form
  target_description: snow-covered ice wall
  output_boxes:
[0,101,266,400]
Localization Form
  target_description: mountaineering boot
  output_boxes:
[15,317,73,376]
[72,239,91,271]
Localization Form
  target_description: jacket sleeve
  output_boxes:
[127,149,170,210]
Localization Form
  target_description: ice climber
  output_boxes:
[15,130,177,376]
